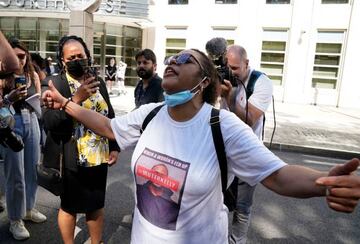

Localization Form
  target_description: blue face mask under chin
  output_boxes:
[164,77,207,107]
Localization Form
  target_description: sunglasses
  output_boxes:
[164,53,204,72]
[17,54,26,60]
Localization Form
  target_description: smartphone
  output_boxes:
[86,67,98,81]
[14,76,26,89]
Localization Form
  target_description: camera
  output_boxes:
[213,56,237,87]
[0,107,24,152]
[0,127,24,152]
[205,37,237,87]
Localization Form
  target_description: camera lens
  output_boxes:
[0,127,24,152]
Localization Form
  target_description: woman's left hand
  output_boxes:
[42,80,66,109]
[107,151,119,166]
[316,158,360,213]
[72,76,100,104]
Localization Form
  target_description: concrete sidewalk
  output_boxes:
[264,102,360,159]
[109,86,360,159]
[109,87,136,115]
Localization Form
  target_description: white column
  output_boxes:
[69,10,94,56]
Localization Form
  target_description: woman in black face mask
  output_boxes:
[41,35,120,244]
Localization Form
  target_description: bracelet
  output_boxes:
[61,97,72,110]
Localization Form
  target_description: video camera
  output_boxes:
[0,107,24,152]
[205,37,237,87]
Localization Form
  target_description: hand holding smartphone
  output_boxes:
[14,76,27,89]
[86,67,98,81]
[72,67,100,103]
[13,75,27,100]
[86,67,100,91]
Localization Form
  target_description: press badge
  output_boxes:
[21,109,30,124]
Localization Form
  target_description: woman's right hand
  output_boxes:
[7,85,27,103]
[42,80,66,110]
[72,76,100,104]
[221,79,234,107]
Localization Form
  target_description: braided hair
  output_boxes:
[56,35,92,72]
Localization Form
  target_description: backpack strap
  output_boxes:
[246,70,263,99]
[210,108,228,193]
[246,70,267,139]
[140,104,165,134]
[230,70,263,122]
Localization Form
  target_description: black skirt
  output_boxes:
[60,163,108,213]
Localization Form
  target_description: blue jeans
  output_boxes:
[228,180,256,244]
[3,112,40,221]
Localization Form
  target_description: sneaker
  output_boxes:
[9,220,30,240]
[23,209,47,223]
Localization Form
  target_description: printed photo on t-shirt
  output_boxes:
[134,148,190,230]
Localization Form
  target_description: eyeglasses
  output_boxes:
[164,53,204,72]
[17,54,26,60]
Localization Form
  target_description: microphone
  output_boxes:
[205,37,237,86]
[205,37,228,60]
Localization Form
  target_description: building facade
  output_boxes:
[1,0,359,108]
[0,0,149,85]
[145,0,359,109]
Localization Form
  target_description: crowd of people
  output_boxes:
[1,30,360,244]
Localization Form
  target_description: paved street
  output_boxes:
[1,149,359,244]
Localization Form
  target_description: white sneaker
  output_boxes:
[9,220,30,240]
[23,209,47,223]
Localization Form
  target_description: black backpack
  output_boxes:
[140,105,238,211]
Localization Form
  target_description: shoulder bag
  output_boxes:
[37,141,64,196]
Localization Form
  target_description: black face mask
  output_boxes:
[136,67,154,80]
[65,59,88,78]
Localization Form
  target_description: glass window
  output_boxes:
[103,25,142,86]
[39,18,60,59]
[312,32,344,89]
[60,19,69,37]
[0,18,16,38]
[215,0,237,4]
[227,39,235,45]
[165,38,186,58]
[107,25,123,36]
[124,26,141,37]
[168,0,188,5]
[17,18,38,52]
[260,30,287,86]
[124,37,141,48]
[266,0,291,3]
[0,17,142,87]
[321,0,349,3]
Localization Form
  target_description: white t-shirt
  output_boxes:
[221,69,273,140]
[110,103,285,244]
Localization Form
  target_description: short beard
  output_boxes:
[137,69,153,80]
